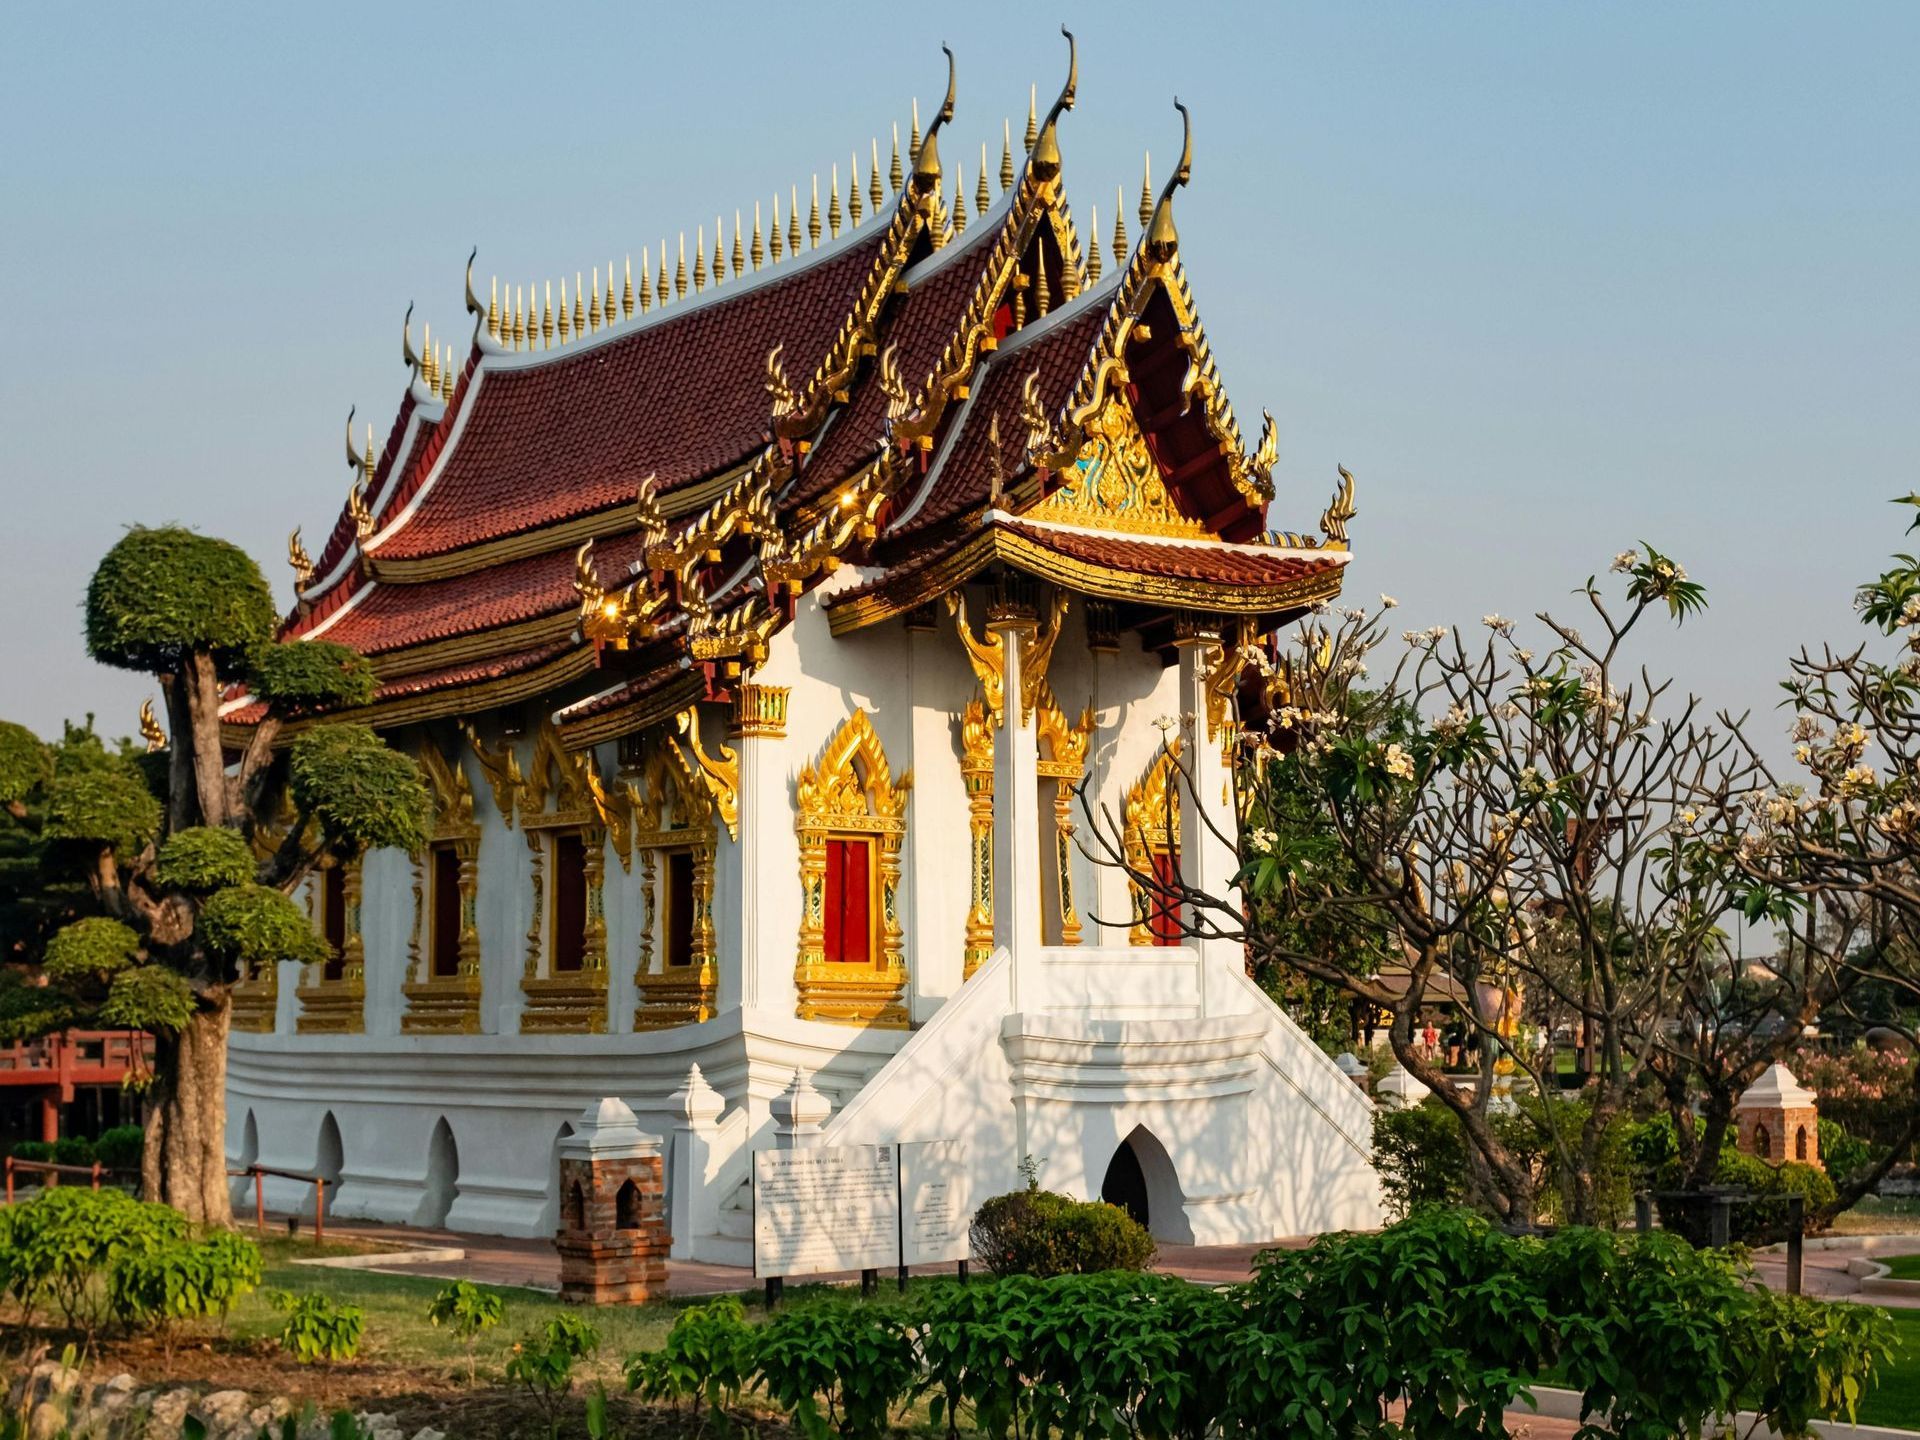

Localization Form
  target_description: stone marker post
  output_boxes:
[554,1097,670,1305]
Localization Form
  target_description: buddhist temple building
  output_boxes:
[223,39,1381,1251]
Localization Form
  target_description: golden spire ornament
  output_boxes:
[659,242,671,305]
[1139,154,1153,231]
[828,165,842,239]
[558,278,572,343]
[712,223,724,286]
[808,175,822,248]
[869,138,883,210]
[542,284,555,348]
[733,210,746,277]
[909,98,921,164]
[676,233,688,299]
[606,263,617,322]
[623,255,635,319]
[1113,186,1129,266]
[591,267,603,329]
[1025,85,1038,150]
[1086,204,1102,283]
[889,123,903,192]
[751,202,765,270]
[639,247,652,311]
[1000,120,1014,191]
[139,699,167,753]
[770,194,784,262]
[573,273,586,335]
[976,144,991,217]
[952,161,968,231]
[287,528,314,590]
[693,228,706,292]
[487,276,500,341]
[789,185,802,254]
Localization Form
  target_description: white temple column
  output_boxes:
[720,684,793,1019]
[771,1068,830,1150]
[1174,629,1242,1009]
[990,606,1043,989]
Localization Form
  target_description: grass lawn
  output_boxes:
[1861,1306,1920,1430]
[1885,1253,1920,1280]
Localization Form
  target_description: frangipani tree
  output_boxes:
[1083,548,1772,1228]
[0,526,428,1224]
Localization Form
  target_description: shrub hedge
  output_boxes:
[968,1186,1156,1277]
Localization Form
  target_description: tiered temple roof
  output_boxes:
[230,36,1354,745]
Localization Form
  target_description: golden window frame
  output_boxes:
[519,718,612,1035]
[295,856,364,1034]
[402,738,483,1033]
[1123,742,1183,946]
[630,730,719,1030]
[795,709,911,1026]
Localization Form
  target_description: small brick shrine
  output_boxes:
[554,1097,671,1304]
[1735,1063,1821,1170]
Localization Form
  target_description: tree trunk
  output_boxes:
[142,998,234,1227]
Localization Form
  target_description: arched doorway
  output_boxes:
[413,1116,460,1228]
[312,1112,344,1223]
[1100,1126,1191,1242]
[542,1121,575,1232]
[1101,1142,1150,1227]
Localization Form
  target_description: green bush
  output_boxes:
[969,1186,1156,1277]
[1654,1146,1838,1243]
[94,1125,144,1173]
[506,1313,598,1430]
[626,1295,756,1420]
[154,826,256,893]
[273,1290,364,1366]
[50,1137,94,1167]
[108,1231,262,1334]
[3,1186,185,1333]
[754,1303,918,1440]
[1372,1101,1470,1217]
[10,1140,54,1164]
[1818,1117,1879,1182]
[426,1279,506,1386]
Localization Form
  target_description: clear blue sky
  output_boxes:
[1,2,1914,759]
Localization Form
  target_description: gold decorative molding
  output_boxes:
[795,710,911,1026]
[1035,681,1095,947]
[957,697,995,977]
[138,699,166,753]
[229,964,278,1033]
[630,732,719,1030]
[1018,589,1067,725]
[943,590,1005,724]
[518,718,612,1033]
[460,721,521,828]
[403,739,483,1033]
[1203,618,1255,748]
[729,683,790,739]
[296,858,365,1034]
[1320,464,1357,549]
[1123,743,1183,946]
[677,709,740,840]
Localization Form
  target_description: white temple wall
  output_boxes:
[360,844,414,1036]
[474,749,532,1035]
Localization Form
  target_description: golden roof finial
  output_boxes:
[676,233,689,298]
[952,160,969,231]
[635,472,668,549]
[751,202,765,270]
[1025,84,1038,150]
[1086,203,1103,283]
[543,284,556,349]
[890,123,903,192]
[606,264,617,323]
[693,229,706,292]
[287,528,314,591]
[808,175,822,248]
[1030,27,1076,181]
[511,286,524,349]
[572,272,585,335]
[487,276,499,340]
[869,138,883,210]
[423,321,437,386]
[912,46,956,190]
[1112,186,1129,266]
[446,344,458,401]
[139,698,167,754]
[1000,120,1014,192]
[828,165,842,239]
[1321,465,1357,546]
[623,256,635,319]
[1146,99,1193,256]
[848,154,862,226]
[573,537,604,610]
[909,98,922,166]
[659,242,672,305]
[463,246,482,323]
[558,277,572,343]
[789,185,802,254]
[711,224,724,287]
[770,194,784,263]
[733,211,746,277]
[640,247,653,311]
[976,144,991,216]
[1138,153,1153,232]
[591,265,605,327]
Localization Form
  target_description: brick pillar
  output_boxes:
[1735,1063,1822,1170]
[553,1098,671,1305]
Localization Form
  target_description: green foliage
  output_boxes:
[272,1289,364,1365]
[1372,1102,1471,1217]
[1656,1147,1838,1243]
[51,1137,92,1167]
[41,916,141,983]
[753,1303,918,1440]
[0,971,84,1041]
[100,963,197,1032]
[507,1313,599,1428]
[1819,1117,1880,1182]
[1742,1287,1897,1436]
[2,1186,185,1333]
[155,826,256,892]
[85,526,276,677]
[43,755,162,856]
[0,721,49,805]
[199,882,329,974]
[288,725,431,856]
[249,641,377,714]
[9,1141,53,1163]
[108,1230,262,1331]
[427,1279,507,1385]
[969,1186,1156,1278]
[94,1125,144,1172]
[626,1296,756,1421]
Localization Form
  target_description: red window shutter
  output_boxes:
[552,833,588,973]
[842,839,871,966]
[1150,849,1182,946]
[824,840,845,963]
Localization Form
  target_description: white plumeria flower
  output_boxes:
[1380,594,1399,609]
[1382,743,1415,781]
[1483,614,1514,635]
[1611,550,1639,574]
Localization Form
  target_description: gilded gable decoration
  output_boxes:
[795,710,911,1026]
[1028,392,1207,539]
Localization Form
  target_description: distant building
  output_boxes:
[221,49,1381,1251]
[0,1030,149,1149]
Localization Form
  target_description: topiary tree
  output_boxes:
[0,525,427,1224]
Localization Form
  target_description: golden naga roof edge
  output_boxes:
[825,523,1347,637]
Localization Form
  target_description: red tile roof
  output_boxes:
[369,236,887,563]
[224,639,577,727]
[995,519,1344,587]
[887,297,1107,539]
